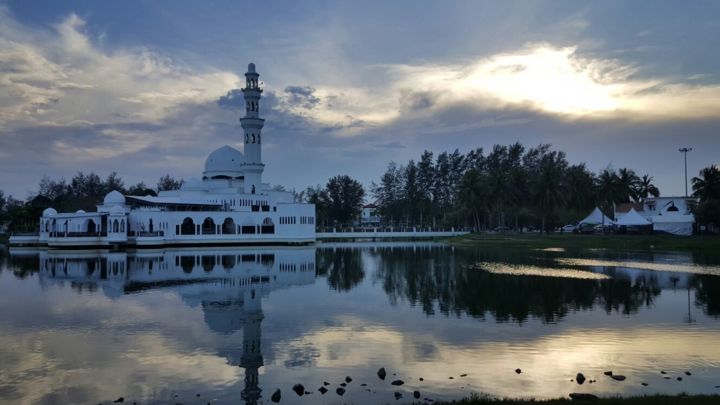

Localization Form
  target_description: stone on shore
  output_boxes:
[318,387,328,395]
[391,379,404,386]
[377,368,387,380]
[515,368,522,374]
[292,384,305,396]
[336,387,345,396]
[345,376,352,383]
[414,390,421,399]
[576,373,586,385]
[611,375,626,381]
[271,389,281,403]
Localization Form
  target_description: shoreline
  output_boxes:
[446,232,720,252]
[432,393,720,404]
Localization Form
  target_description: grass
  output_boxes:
[430,393,720,404]
[447,232,720,252]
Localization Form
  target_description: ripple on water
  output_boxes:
[472,262,611,280]
[555,258,720,276]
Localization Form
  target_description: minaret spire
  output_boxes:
[241,63,265,194]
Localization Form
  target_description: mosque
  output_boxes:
[12,64,316,248]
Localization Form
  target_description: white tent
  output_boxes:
[616,208,652,226]
[652,213,694,236]
[579,207,614,225]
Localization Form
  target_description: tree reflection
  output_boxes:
[694,275,720,317]
[370,246,665,324]
[316,247,365,292]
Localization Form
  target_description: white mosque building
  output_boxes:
[12,64,316,248]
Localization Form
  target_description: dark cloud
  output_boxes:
[284,86,320,109]
[216,89,244,110]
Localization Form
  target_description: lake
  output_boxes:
[1,242,719,404]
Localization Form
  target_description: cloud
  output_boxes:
[0,7,239,129]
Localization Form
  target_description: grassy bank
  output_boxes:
[432,393,720,404]
[448,232,720,252]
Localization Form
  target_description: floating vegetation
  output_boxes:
[472,262,610,280]
[555,258,720,276]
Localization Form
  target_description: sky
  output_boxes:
[1,0,719,199]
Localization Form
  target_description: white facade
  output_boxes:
[614,196,696,236]
[17,64,316,248]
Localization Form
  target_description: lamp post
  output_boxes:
[679,147,692,197]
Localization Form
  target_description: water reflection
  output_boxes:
[1,243,719,404]
[7,246,315,405]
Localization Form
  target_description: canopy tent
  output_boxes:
[579,207,614,225]
[616,208,652,226]
[652,213,694,236]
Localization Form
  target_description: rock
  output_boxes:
[113,398,124,404]
[515,368,522,374]
[196,393,201,397]
[677,377,683,381]
[345,376,353,383]
[414,390,421,399]
[394,392,403,400]
[664,377,671,380]
[419,377,424,381]
[340,383,347,387]
[304,391,311,395]
[377,367,387,380]
[661,371,667,374]
[604,371,613,376]
[641,383,649,386]
[611,375,626,381]
[361,383,367,386]
[449,376,454,380]
[569,393,599,401]
[336,387,345,396]
[323,381,330,386]
[318,387,328,395]
[391,379,404,386]
[460,373,468,377]
[685,371,692,376]
[271,389,281,403]
[292,384,305,396]
[576,373,586,385]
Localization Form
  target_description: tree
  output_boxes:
[305,185,330,227]
[636,174,660,202]
[692,166,720,201]
[532,151,567,233]
[127,182,157,197]
[157,174,184,192]
[457,169,487,231]
[325,175,365,226]
[617,168,641,203]
[372,162,404,225]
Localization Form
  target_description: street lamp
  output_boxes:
[679,147,692,197]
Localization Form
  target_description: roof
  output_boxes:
[579,207,613,225]
[615,202,644,214]
[617,208,652,226]
[126,195,223,207]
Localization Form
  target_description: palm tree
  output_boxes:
[692,166,720,201]
[636,174,660,202]
[596,168,622,214]
[617,168,641,202]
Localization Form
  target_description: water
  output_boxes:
[1,242,719,404]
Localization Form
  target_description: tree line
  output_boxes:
[692,165,720,230]
[0,173,183,233]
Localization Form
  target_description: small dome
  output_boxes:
[248,63,256,73]
[76,209,86,214]
[109,205,125,215]
[103,190,126,205]
[42,207,57,217]
[203,145,244,179]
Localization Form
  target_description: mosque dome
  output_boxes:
[203,145,244,179]
[76,209,86,214]
[103,190,126,205]
[42,207,57,217]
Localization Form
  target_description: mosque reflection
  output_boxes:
[5,243,720,403]
[10,246,316,405]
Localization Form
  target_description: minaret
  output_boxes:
[241,63,265,195]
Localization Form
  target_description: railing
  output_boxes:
[317,227,469,233]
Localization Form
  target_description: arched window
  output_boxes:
[245,134,249,143]
[222,218,236,234]
[113,219,119,233]
[120,220,125,233]
[201,256,215,272]
[180,217,195,235]
[261,217,274,234]
[202,217,216,234]
[251,134,256,143]
[241,218,256,234]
